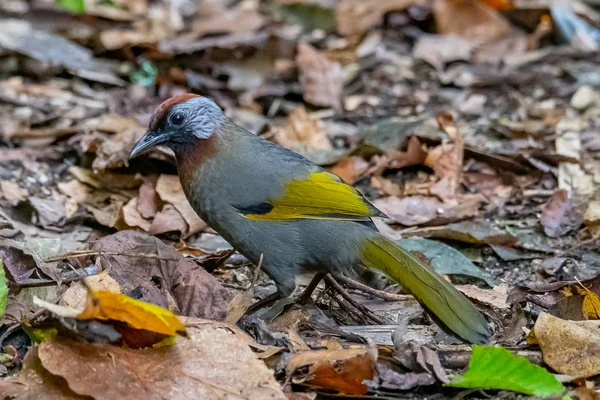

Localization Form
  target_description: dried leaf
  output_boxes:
[149,204,189,236]
[91,231,230,321]
[0,180,28,206]
[330,156,369,184]
[373,194,485,226]
[336,0,414,37]
[433,0,512,40]
[540,189,585,238]
[274,106,332,150]
[120,197,152,231]
[0,347,88,399]
[34,320,285,400]
[534,312,600,378]
[296,42,343,110]
[287,344,377,395]
[156,175,206,237]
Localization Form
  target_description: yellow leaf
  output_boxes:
[78,290,187,337]
[581,287,600,320]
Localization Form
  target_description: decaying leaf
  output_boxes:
[91,231,231,321]
[540,189,585,238]
[5,318,285,400]
[0,347,88,399]
[286,344,377,395]
[534,312,600,378]
[296,42,343,110]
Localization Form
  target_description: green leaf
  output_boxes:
[447,345,565,397]
[130,61,158,87]
[0,261,6,319]
[55,0,85,13]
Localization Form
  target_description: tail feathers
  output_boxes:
[361,235,491,344]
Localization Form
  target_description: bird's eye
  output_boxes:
[170,112,185,126]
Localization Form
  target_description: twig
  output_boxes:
[16,265,98,288]
[323,274,389,325]
[334,274,413,303]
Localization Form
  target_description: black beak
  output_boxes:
[129,130,166,159]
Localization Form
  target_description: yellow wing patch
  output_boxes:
[242,171,384,221]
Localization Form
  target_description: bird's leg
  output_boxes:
[296,272,326,304]
[245,291,281,315]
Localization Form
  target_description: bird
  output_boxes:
[129,94,491,344]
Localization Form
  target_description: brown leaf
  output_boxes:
[433,0,512,40]
[413,34,474,70]
[456,284,510,309]
[336,0,414,37]
[0,347,88,399]
[393,340,448,383]
[155,175,206,237]
[534,312,600,378]
[330,156,369,184]
[540,189,585,238]
[120,197,152,231]
[425,114,464,200]
[35,320,285,400]
[0,180,28,206]
[149,204,189,236]
[296,42,343,110]
[274,106,332,150]
[59,270,121,312]
[80,114,146,171]
[414,220,517,247]
[91,231,231,321]
[286,344,377,395]
[373,194,484,226]
[388,135,428,169]
[137,175,159,219]
[193,6,267,37]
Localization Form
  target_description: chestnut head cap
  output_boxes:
[129,94,224,159]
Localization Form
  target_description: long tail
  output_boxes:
[360,234,491,344]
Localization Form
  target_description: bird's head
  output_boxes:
[129,94,225,159]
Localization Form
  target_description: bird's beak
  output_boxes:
[129,130,166,159]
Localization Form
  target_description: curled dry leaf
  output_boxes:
[534,312,600,378]
[91,231,230,321]
[286,343,377,395]
[296,42,343,111]
[156,175,206,237]
[433,0,512,41]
